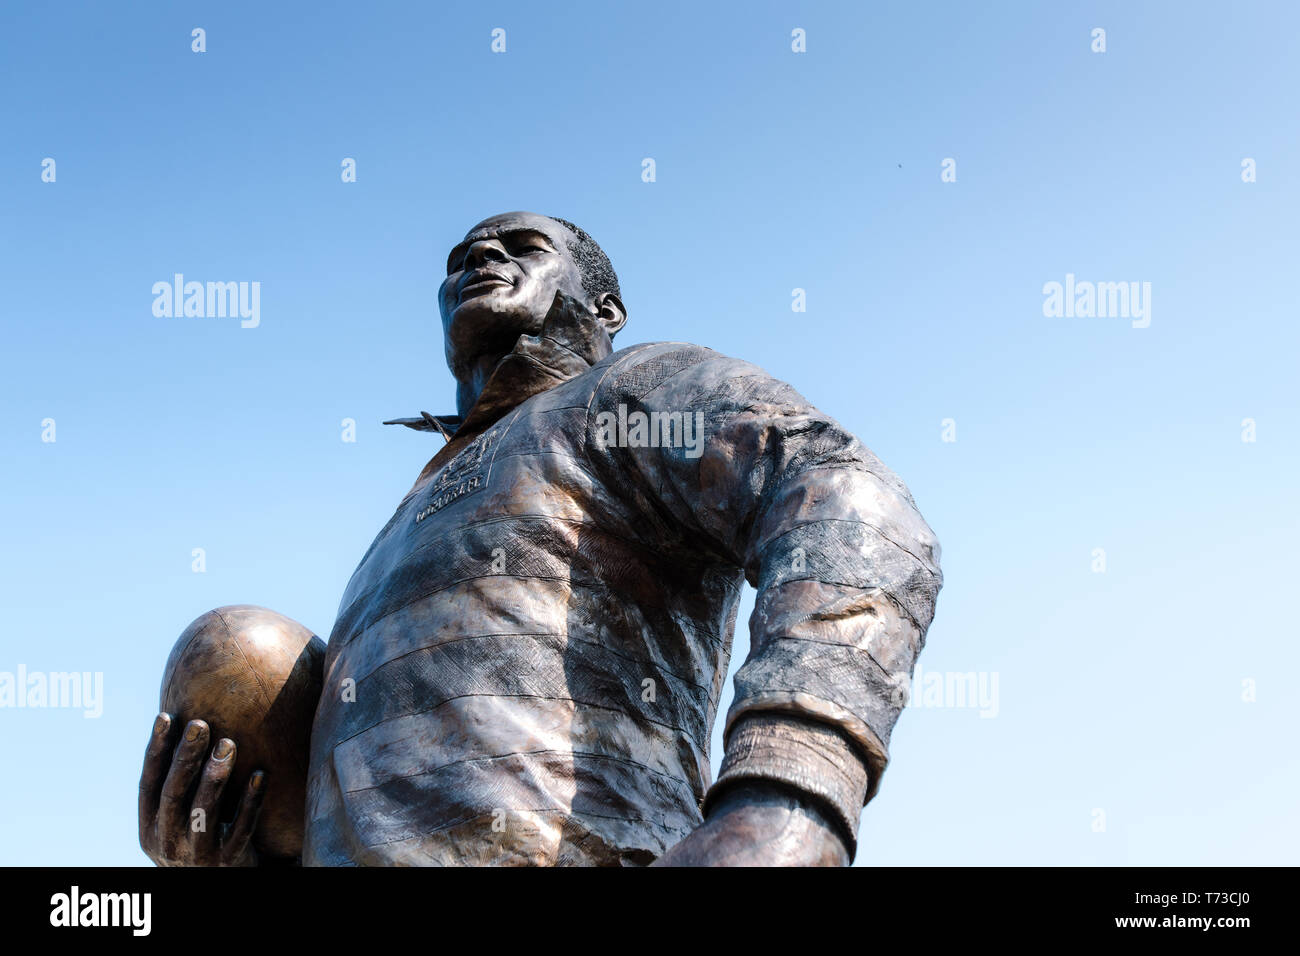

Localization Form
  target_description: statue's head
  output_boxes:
[439,211,626,385]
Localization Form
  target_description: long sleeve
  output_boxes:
[588,343,943,850]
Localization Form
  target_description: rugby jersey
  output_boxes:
[304,293,942,865]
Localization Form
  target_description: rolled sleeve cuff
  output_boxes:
[703,713,872,855]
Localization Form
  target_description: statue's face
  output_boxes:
[440,212,589,380]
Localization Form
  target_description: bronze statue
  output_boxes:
[138,212,943,866]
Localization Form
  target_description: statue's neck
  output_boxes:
[456,353,509,419]
[447,292,615,434]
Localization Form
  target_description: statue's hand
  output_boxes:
[651,781,851,867]
[138,713,267,867]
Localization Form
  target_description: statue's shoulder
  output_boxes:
[602,339,713,363]
[582,340,724,391]
[592,340,758,378]
[577,341,787,414]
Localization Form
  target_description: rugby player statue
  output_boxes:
[138,212,943,866]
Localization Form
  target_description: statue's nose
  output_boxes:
[465,239,508,267]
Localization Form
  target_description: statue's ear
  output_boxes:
[594,292,627,338]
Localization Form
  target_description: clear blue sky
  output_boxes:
[2,1,1296,865]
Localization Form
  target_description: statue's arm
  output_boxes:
[652,716,862,866]
[598,346,942,866]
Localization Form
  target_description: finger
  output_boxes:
[157,719,209,854]
[189,738,237,856]
[137,713,175,850]
[222,770,267,864]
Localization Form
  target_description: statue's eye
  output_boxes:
[509,238,549,257]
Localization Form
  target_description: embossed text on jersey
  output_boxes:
[413,428,498,525]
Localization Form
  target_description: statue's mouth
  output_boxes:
[459,270,513,300]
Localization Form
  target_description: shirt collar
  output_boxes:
[384,290,614,444]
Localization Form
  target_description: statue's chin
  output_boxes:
[445,299,546,375]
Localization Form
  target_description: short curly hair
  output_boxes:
[550,216,622,305]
